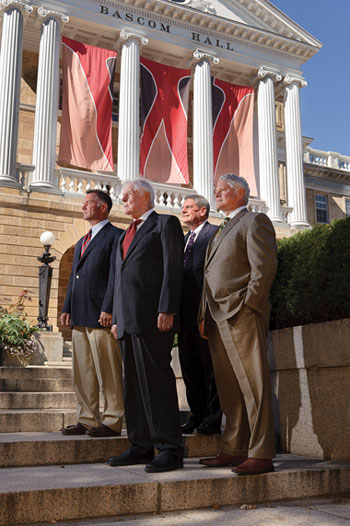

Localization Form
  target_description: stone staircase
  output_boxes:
[0,365,349,526]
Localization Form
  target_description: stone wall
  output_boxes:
[268,318,350,462]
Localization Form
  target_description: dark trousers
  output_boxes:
[119,330,183,456]
[178,324,222,427]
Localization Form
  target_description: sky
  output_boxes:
[270,0,350,157]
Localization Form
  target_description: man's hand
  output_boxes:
[199,319,208,340]
[111,324,118,340]
[60,312,71,327]
[99,311,112,328]
[158,313,174,332]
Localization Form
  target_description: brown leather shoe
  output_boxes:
[61,423,87,435]
[199,453,246,467]
[232,458,274,475]
[87,424,121,437]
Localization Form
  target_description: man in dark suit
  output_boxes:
[60,190,124,438]
[107,179,184,473]
[179,194,222,436]
[198,174,277,475]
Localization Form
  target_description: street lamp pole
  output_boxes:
[37,231,56,331]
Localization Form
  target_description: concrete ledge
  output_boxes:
[0,378,73,392]
[0,432,220,467]
[0,367,72,380]
[0,455,349,525]
[0,409,75,432]
[0,392,76,409]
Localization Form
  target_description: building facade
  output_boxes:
[0,0,349,331]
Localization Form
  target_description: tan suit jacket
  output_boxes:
[200,208,277,325]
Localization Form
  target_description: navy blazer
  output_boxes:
[62,222,123,328]
[111,211,184,339]
[180,221,218,327]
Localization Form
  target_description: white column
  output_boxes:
[0,0,32,187]
[117,30,148,183]
[193,49,218,208]
[284,75,310,229]
[257,67,283,222]
[30,7,68,191]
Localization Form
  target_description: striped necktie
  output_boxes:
[219,216,231,231]
[80,229,92,257]
[184,231,196,265]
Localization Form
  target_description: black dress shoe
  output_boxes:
[195,423,222,436]
[181,420,198,435]
[87,424,121,437]
[145,450,183,473]
[107,447,154,467]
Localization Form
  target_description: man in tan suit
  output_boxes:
[199,174,277,475]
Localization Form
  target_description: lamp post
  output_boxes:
[37,231,56,331]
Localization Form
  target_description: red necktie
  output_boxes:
[80,229,92,257]
[122,220,142,259]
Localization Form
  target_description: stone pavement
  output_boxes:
[23,499,350,526]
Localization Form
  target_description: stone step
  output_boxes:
[0,455,349,526]
[0,391,76,409]
[0,377,73,392]
[0,409,76,432]
[0,366,73,380]
[0,432,219,467]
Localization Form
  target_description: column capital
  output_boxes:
[37,6,69,23]
[120,29,148,46]
[284,74,307,88]
[258,66,282,82]
[193,48,219,64]
[0,0,32,13]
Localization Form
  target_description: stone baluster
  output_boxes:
[192,49,219,208]
[117,30,148,183]
[257,67,283,222]
[30,7,69,191]
[284,74,309,229]
[0,0,33,187]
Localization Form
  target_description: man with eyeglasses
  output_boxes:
[198,174,277,476]
[179,195,222,436]
[60,190,124,438]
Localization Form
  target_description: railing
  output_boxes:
[15,163,35,188]
[304,147,350,172]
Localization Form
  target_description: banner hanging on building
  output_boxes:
[59,37,116,172]
[140,57,191,184]
[212,78,257,196]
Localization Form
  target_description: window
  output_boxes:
[346,199,350,218]
[315,194,329,223]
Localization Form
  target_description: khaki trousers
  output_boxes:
[72,326,124,432]
[207,305,275,459]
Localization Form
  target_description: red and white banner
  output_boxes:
[59,37,116,172]
[140,57,191,184]
[212,78,257,196]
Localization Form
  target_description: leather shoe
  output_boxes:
[61,423,87,435]
[232,458,274,475]
[199,452,246,467]
[181,420,198,435]
[195,423,221,436]
[87,424,121,437]
[145,450,183,473]
[107,447,154,467]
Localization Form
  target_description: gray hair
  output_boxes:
[123,178,155,207]
[184,194,210,219]
[218,174,250,205]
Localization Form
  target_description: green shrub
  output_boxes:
[270,218,350,329]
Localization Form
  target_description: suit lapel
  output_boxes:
[78,223,109,266]
[121,211,158,263]
[206,209,248,265]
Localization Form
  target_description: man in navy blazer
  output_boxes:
[179,195,222,436]
[60,190,124,437]
[107,179,184,473]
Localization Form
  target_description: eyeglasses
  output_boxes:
[182,205,201,212]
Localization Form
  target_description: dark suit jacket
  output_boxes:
[62,222,123,328]
[180,221,218,327]
[112,211,184,338]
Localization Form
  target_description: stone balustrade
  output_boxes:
[304,147,350,172]
[15,163,34,188]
